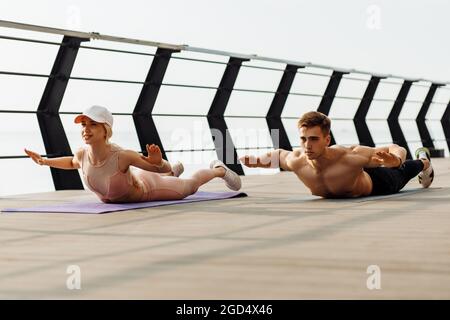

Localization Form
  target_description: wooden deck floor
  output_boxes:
[1,159,450,299]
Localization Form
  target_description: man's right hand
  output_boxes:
[240,155,261,168]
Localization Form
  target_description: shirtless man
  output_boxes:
[240,111,434,198]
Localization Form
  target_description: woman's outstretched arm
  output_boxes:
[24,148,82,169]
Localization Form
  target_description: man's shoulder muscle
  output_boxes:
[287,149,305,170]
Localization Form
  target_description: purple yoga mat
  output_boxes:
[2,191,247,214]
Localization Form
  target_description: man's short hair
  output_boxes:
[297,111,331,136]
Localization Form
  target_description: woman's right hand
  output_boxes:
[142,144,163,167]
[24,148,46,166]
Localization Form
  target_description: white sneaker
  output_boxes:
[210,160,242,191]
[171,161,184,177]
[415,147,434,188]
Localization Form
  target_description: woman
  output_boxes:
[25,105,241,203]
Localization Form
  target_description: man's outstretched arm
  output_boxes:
[240,149,292,171]
[352,144,407,168]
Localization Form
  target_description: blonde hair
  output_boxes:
[103,123,113,144]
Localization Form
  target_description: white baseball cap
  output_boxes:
[74,105,113,127]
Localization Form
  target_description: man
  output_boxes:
[240,111,434,198]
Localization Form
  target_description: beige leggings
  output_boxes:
[134,168,219,201]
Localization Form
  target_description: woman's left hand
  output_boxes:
[141,144,163,167]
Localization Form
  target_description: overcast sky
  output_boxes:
[1,0,449,82]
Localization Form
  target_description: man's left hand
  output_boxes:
[372,151,402,168]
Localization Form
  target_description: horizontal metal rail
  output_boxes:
[0,19,184,50]
[80,44,156,57]
[0,70,51,78]
[8,69,442,102]
[2,145,282,160]
[1,19,449,85]
[1,109,449,122]
[3,138,448,160]
[0,34,61,46]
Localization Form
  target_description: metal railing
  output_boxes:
[1,19,449,190]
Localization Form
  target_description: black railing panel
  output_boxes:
[37,35,88,190]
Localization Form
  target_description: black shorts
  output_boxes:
[364,160,424,196]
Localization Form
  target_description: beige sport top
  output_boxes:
[79,144,141,202]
